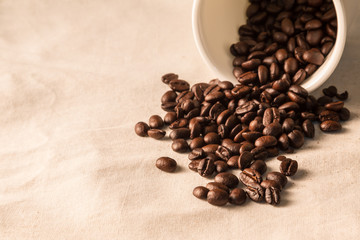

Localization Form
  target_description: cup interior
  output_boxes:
[192,0,346,93]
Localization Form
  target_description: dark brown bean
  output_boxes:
[161,73,178,84]
[280,158,298,176]
[207,189,229,206]
[320,120,342,132]
[193,186,209,199]
[156,157,177,173]
[171,139,189,153]
[164,112,177,125]
[169,79,190,92]
[250,160,267,175]
[303,48,324,65]
[255,136,277,148]
[214,161,228,173]
[302,119,315,138]
[266,172,288,189]
[135,122,150,137]
[239,168,262,186]
[215,172,239,189]
[148,129,166,139]
[229,188,247,205]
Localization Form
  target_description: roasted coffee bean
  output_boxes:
[325,101,344,112]
[233,41,249,56]
[202,144,220,154]
[339,107,350,121]
[229,188,247,205]
[250,160,267,175]
[319,110,339,122]
[320,120,342,132]
[209,102,226,120]
[306,29,323,46]
[284,58,299,75]
[148,129,166,140]
[169,79,190,92]
[279,101,300,111]
[305,19,322,30]
[321,41,334,55]
[188,160,201,172]
[288,129,304,148]
[278,133,290,150]
[239,168,262,186]
[206,182,230,193]
[169,118,188,129]
[217,124,229,139]
[282,118,295,133]
[303,48,324,65]
[161,102,177,112]
[264,186,281,205]
[171,139,189,153]
[242,59,261,70]
[280,158,298,176]
[148,115,164,129]
[275,48,288,64]
[301,112,317,121]
[233,67,245,79]
[267,147,279,157]
[281,18,294,36]
[245,182,264,202]
[273,32,288,44]
[227,155,239,169]
[317,95,333,106]
[238,71,258,85]
[266,172,288,189]
[270,62,280,80]
[277,155,287,161]
[198,157,216,177]
[162,73,179,84]
[263,122,282,137]
[190,122,201,139]
[249,117,264,132]
[207,189,229,206]
[241,131,262,143]
[176,91,194,103]
[258,65,269,85]
[215,172,239,189]
[255,136,277,148]
[251,146,268,160]
[216,109,232,125]
[156,157,177,173]
[322,85,337,97]
[263,107,280,126]
[215,145,232,161]
[302,119,315,138]
[336,91,348,100]
[205,91,225,103]
[161,90,177,104]
[261,180,282,191]
[135,122,150,137]
[204,132,221,144]
[169,128,190,140]
[164,112,177,125]
[265,42,279,55]
[222,139,241,154]
[193,186,209,200]
[238,151,254,170]
[272,75,290,92]
[293,69,307,85]
[188,148,205,160]
[214,161,228,173]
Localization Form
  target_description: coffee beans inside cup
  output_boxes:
[134,0,350,207]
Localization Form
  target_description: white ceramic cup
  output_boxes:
[192,0,357,92]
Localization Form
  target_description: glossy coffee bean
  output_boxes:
[229,188,247,205]
[280,158,298,176]
[171,139,189,153]
[149,115,164,129]
[207,189,229,206]
[245,182,264,202]
[239,168,262,186]
[266,172,288,188]
[288,130,304,149]
[320,120,342,132]
[148,129,166,139]
[164,112,177,125]
[161,73,178,84]
[319,110,339,122]
[250,160,267,175]
[325,101,344,112]
[193,186,209,200]
[214,161,228,173]
[264,185,281,205]
[135,122,150,137]
[339,108,350,121]
[169,128,190,140]
[215,172,239,189]
[238,151,254,170]
[302,119,315,138]
[206,182,230,193]
[190,137,206,150]
[303,48,324,65]
[156,157,177,173]
[198,157,216,177]
[169,79,190,92]
[255,136,277,148]
[188,148,205,160]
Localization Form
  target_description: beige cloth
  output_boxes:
[0,0,360,239]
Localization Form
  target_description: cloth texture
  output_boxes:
[0,1,360,239]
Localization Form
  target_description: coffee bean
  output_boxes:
[227,155,239,169]
[261,179,282,191]
[282,118,295,133]
[188,148,205,160]
[239,168,262,186]
[284,58,299,75]
[169,79,190,92]
[288,129,304,148]
[265,42,279,55]
[325,101,344,112]
[275,49,288,64]
[203,132,221,145]
[156,157,177,173]
[264,185,281,205]
[317,95,333,106]
[273,32,288,44]
[250,160,267,175]
[202,144,220,154]
[148,129,166,139]
[293,69,307,85]
[229,188,247,205]
[214,161,228,173]
[263,122,282,137]
[169,128,190,140]
[277,155,287,161]
[280,158,298,176]
[306,29,323,46]
[238,151,253,170]
[303,48,324,65]
[161,90,177,104]
[255,136,277,148]
[161,102,177,112]
[135,122,150,137]
[215,145,232,161]
[320,120,342,132]
[238,71,258,85]
[215,172,239,189]
[241,59,261,70]
[251,146,268,160]
[198,157,216,177]
[302,119,315,138]
[171,139,189,153]
[270,62,280,80]
[188,160,201,172]
[244,182,264,202]
[319,110,339,122]
[164,112,177,125]
[339,107,350,121]
[193,186,209,200]
[301,112,317,121]
[266,172,288,188]
[305,19,322,30]
[207,189,229,206]
[161,73,178,84]
[206,182,230,193]
[336,91,348,101]
[281,18,294,36]
[278,133,290,150]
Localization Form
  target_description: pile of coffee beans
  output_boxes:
[230,0,337,85]
[134,0,350,207]
[135,72,349,206]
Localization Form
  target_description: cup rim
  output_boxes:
[192,0,347,93]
